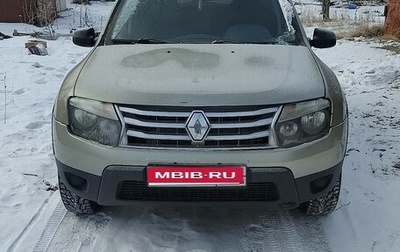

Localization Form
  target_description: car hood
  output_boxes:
[74,44,325,106]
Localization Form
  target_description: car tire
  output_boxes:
[59,182,101,215]
[299,175,341,216]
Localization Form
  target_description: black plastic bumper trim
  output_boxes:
[56,159,343,209]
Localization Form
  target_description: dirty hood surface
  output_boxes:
[74,44,325,106]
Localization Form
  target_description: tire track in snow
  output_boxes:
[46,206,331,252]
[32,201,66,252]
[258,211,303,252]
[278,211,303,251]
[7,198,51,252]
[240,210,332,252]
[46,211,112,251]
[76,213,112,252]
[259,211,288,252]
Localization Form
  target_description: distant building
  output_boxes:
[384,0,400,38]
[0,0,66,25]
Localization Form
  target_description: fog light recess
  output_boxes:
[65,172,88,191]
[310,175,332,194]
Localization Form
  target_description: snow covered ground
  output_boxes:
[1,1,400,252]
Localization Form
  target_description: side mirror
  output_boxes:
[310,28,336,49]
[73,28,96,47]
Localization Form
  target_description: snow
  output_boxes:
[279,0,296,33]
[1,1,400,252]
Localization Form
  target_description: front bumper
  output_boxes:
[57,159,342,209]
[54,117,346,208]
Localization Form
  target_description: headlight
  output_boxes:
[68,97,121,146]
[275,98,331,147]
[301,111,327,135]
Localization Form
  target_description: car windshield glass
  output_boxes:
[109,0,296,45]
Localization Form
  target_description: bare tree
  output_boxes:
[322,0,330,21]
[19,0,37,24]
[36,0,56,27]
[19,0,56,27]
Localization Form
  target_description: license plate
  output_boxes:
[147,166,246,187]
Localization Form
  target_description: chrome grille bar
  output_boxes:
[127,130,191,141]
[124,118,185,129]
[119,107,191,117]
[206,131,269,141]
[124,117,273,129]
[205,108,278,117]
[117,105,280,149]
[126,130,270,141]
[211,118,273,129]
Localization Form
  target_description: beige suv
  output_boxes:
[52,0,348,215]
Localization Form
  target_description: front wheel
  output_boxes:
[59,182,101,215]
[299,175,341,216]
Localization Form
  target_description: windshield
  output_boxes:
[107,0,296,45]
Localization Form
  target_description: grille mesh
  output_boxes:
[117,181,279,201]
[117,105,279,148]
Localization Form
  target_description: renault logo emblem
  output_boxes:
[185,111,211,142]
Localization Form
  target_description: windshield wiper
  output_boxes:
[211,39,238,44]
[112,38,167,44]
[247,39,295,45]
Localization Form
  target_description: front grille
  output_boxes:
[117,181,279,201]
[117,105,280,148]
